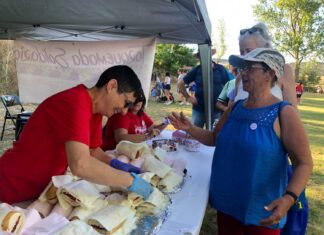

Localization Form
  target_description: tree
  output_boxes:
[300,59,321,86]
[153,44,196,77]
[253,0,324,80]
[212,19,227,63]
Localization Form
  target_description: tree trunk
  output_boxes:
[294,59,302,82]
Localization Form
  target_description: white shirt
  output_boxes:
[234,80,283,102]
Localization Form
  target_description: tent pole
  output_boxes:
[198,44,213,130]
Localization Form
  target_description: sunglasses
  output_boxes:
[122,93,134,108]
[237,65,268,73]
[240,27,262,35]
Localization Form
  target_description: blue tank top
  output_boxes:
[209,100,290,229]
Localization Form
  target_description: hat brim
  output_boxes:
[229,55,264,67]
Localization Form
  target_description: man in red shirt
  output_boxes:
[0,65,153,204]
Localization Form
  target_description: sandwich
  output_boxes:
[87,204,136,235]
[0,207,25,234]
[68,198,108,221]
[116,141,148,160]
[142,156,172,178]
[39,181,58,204]
[139,172,161,187]
[127,192,144,208]
[58,180,102,209]
[135,188,169,215]
[158,170,183,193]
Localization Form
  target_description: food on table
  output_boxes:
[135,188,169,215]
[152,139,178,152]
[158,171,183,193]
[58,180,102,209]
[68,198,108,221]
[26,199,54,218]
[139,172,161,187]
[143,156,172,178]
[87,204,136,235]
[116,141,148,160]
[50,203,73,218]
[0,206,25,234]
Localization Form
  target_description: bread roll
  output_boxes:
[0,208,25,234]
[87,205,136,235]
[116,141,148,160]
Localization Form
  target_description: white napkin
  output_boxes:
[22,213,69,235]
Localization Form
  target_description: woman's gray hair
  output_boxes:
[239,23,272,48]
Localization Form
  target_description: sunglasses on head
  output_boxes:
[240,27,261,35]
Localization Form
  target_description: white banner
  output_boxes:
[14,37,156,103]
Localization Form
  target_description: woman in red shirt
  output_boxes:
[296,81,303,105]
[101,94,167,150]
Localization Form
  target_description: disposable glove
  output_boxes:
[127,173,153,200]
[110,159,141,174]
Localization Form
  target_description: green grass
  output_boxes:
[146,92,324,235]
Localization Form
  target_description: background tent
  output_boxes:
[0,0,215,129]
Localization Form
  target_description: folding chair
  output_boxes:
[0,95,25,140]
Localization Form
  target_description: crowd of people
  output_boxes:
[0,22,313,235]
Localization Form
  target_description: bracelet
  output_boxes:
[285,190,298,203]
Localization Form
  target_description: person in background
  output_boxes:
[176,69,187,105]
[296,81,303,105]
[178,48,230,128]
[0,65,153,204]
[163,72,173,105]
[168,48,313,235]
[101,94,168,151]
[216,65,238,113]
[231,23,297,107]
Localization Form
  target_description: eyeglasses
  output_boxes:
[240,27,262,36]
[122,93,134,108]
[238,66,267,73]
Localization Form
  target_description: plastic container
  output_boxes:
[184,138,201,152]
[171,130,187,145]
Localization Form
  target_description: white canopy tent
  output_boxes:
[0,0,215,129]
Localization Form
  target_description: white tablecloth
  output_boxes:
[156,130,215,235]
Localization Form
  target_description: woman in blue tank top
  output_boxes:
[168,48,312,235]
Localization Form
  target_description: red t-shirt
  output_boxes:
[101,111,153,151]
[296,84,303,95]
[0,85,102,203]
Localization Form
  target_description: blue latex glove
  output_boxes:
[127,173,153,200]
[110,159,141,174]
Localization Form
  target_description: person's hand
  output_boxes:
[186,96,197,105]
[259,195,294,226]
[155,123,168,131]
[167,111,192,132]
[110,159,142,174]
[127,173,153,200]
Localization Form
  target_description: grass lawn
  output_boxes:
[0,91,323,234]
[145,92,324,235]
